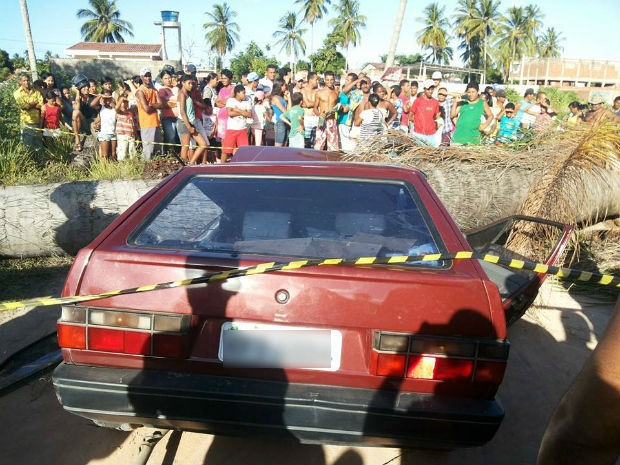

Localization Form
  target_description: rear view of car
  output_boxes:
[54,162,511,448]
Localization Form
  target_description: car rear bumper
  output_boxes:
[53,362,503,448]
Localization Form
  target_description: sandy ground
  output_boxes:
[0,279,616,465]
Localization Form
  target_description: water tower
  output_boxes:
[154,11,182,62]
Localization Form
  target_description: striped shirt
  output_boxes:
[115,110,137,136]
[359,109,385,139]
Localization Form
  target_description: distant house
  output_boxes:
[65,42,163,61]
[510,57,620,88]
[51,42,180,82]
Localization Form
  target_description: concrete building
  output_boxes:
[510,57,620,88]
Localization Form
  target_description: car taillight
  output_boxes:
[57,305,193,359]
[371,331,509,383]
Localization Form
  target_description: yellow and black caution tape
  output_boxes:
[1,251,618,312]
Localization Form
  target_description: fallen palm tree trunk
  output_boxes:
[350,124,620,231]
[0,180,159,257]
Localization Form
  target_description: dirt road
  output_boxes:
[0,281,615,465]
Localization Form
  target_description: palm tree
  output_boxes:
[494,6,539,82]
[453,0,482,69]
[76,0,133,43]
[296,0,331,63]
[18,0,37,80]
[384,0,408,70]
[468,0,502,81]
[524,4,545,38]
[417,3,451,65]
[273,12,307,71]
[328,0,367,71]
[538,27,564,58]
[203,3,240,70]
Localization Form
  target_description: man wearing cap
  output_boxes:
[135,67,164,160]
[293,72,305,95]
[409,79,441,147]
[431,71,443,99]
[585,93,620,123]
[245,72,260,100]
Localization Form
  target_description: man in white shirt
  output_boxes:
[258,64,277,95]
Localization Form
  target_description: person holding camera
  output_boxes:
[450,81,493,145]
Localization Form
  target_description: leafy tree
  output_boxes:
[380,53,423,65]
[273,11,307,71]
[417,3,452,65]
[203,3,240,70]
[494,5,539,82]
[328,0,366,70]
[229,42,278,80]
[309,31,346,74]
[537,27,564,58]
[0,49,13,80]
[296,0,331,59]
[76,0,134,43]
[296,59,311,71]
[464,0,501,79]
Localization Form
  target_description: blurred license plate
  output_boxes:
[219,322,341,370]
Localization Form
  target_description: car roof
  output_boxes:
[231,146,344,163]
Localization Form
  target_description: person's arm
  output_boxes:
[385,101,397,125]
[271,95,287,114]
[537,297,620,465]
[450,98,461,120]
[90,94,103,108]
[280,111,291,127]
[353,108,363,127]
[478,101,494,131]
[313,92,321,116]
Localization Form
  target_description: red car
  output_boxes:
[53,153,570,448]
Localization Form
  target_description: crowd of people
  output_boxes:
[12,65,620,162]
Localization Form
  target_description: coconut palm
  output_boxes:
[203,3,240,69]
[18,0,37,79]
[467,0,501,81]
[417,3,451,65]
[273,12,307,71]
[76,0,134,43]
[524,4,545,38]
[453,0,482,69]
[494,6,539,82]
[328,0,367,70]
[296,0,331,62]
[384,0,408,70]
[538,27,564,58]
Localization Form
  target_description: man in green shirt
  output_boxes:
[13,73,44,150]
[450,81,493,145]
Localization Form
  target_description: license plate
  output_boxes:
[219,322,341,370]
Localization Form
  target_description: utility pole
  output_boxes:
[384,0,408,70]
[19,0,38,80]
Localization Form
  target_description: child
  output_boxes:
[177,74,207,164]
[251,90,271,146]
[280,93,305,148]
[41,89,62,140]
[201,98,218,163]
[566,101,581,126]
[115,84,138,161]
[495,102,519,145]
[91,90,117,159]
[222,84,251,163]
[534,98,553,132]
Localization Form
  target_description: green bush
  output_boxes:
[87,157,144,181]
[539,86,581,119]
[0,139,38,185]
[504,87,522,106]
[0,77,21,141]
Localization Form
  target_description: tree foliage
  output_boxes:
[76,0,134,43]
[309,31,346,74]
[203,3,240,61]
[328,0,366,68]
[417,3,452,64]
[229,42,278,81]
[273,11,307,70]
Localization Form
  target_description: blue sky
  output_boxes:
[2,0,619,69]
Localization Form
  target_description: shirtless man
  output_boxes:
[302,72,319,147]
[313,71,340,151]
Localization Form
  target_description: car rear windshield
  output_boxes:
[129,175,445,266]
